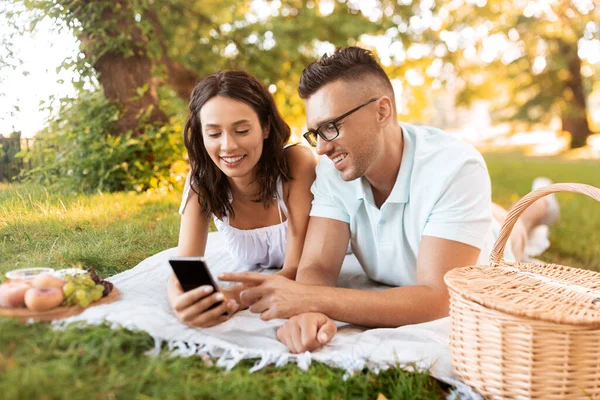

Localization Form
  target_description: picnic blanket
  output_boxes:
[53,232,484,399]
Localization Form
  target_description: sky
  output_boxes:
[0,14,79,138]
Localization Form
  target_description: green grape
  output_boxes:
[80,298,91,308]
[91,290,103,302]
[63,281,75,296]
[75,289,87,302]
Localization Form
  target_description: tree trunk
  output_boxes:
[71,0,168,135]
[93,52,168,134]
[558,40,591,149]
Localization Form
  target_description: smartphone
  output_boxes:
[168,257,225,312]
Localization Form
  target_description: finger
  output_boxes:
[248,298,271,314]
[291,323,305,354]
[171,273,183,293]
[260,307,277,321]
[277,324,293,352]
[173,285,214,311]
[276,324,286,343]
[317,319,337,345]
[178,291,224,322]
[217,272,269,285]
[301,317,319,351]
[240,287,269,307]
[187,298,230,327]
[227,299,239,315]
[190,313,229,328]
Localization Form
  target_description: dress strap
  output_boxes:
[283,142,300,150]
[275,176,288,218]
[277,202,283,223]
[178,172,193,215]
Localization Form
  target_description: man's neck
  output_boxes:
[365,124,404,208]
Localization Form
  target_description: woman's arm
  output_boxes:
[168,180,238,327]
[277,145,317,280]
[169,186,210,309]
[176,185,210,257]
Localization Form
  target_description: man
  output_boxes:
[220,47,554,354]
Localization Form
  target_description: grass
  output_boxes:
[1,151,599,399]
[0,184,182,276]
[0,319,444,400]
[485,152,600,270]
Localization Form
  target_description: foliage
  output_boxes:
[437,0,599,145]
[18,89,187,193]
[2,0,599,191]
[3,0,401,191]
[0,132,24,182]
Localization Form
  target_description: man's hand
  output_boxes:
[276,312,337,353]
[167,274,239,328]
[218,272,316,320]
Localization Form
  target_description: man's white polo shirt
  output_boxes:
[309,122,494,287]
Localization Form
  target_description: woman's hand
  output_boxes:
[167,273,239,328]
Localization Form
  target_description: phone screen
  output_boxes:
[168,257,226,313]
[168,257,220,292]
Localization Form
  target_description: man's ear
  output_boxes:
[377,96,394,125]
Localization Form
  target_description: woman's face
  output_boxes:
[199,95,268,180]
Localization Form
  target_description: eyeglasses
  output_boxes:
[303,98,378,147]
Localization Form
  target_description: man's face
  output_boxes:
[305,81,381,181]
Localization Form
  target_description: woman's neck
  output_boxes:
[228,174,261,202]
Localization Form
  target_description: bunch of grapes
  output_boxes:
[63,273,105,308]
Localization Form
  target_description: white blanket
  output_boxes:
[53,232,481,399]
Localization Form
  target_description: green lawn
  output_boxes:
[1,152,599,399]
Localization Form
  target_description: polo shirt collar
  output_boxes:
[354,123,414,205]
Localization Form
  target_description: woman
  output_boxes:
[168,70,316,328]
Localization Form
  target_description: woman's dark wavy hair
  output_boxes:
[184,70,291,219]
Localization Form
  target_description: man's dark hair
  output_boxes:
[298,47,393,99]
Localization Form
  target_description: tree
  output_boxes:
[440,0,599,148]
[9,0,391,137]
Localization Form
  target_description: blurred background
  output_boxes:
[0,0,599,191]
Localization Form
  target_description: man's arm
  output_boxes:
[274,236,480,353]
[221,235,479,327]
[294,216,351,286]
[306,236,480,327]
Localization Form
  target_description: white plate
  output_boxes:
[6,267,55,281]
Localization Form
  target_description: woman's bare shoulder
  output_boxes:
[284,144,317,177]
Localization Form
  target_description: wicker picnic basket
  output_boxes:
[444,183,600,399]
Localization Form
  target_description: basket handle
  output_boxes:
[489,183,600,266]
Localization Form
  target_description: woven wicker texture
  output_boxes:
[444,183,600,399]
